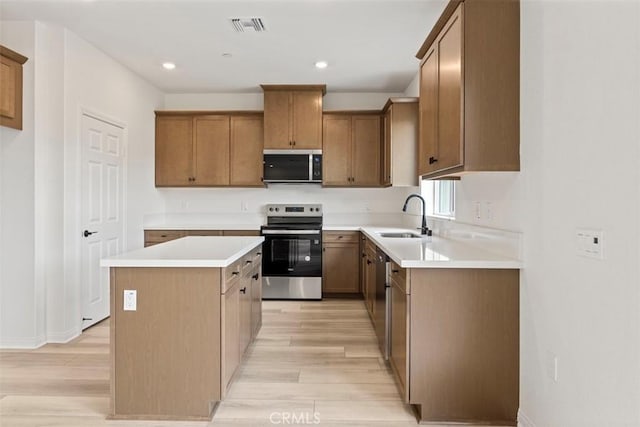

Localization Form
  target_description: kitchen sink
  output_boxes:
[377,232,421,239]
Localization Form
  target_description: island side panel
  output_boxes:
[110,267,221,420]
[409,268,519,424]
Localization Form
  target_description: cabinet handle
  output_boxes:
[293,141,296,146]
[252,273,259,280]
[366,260,372,265]
[362,253,366,258]
[338,235,343,239]
[392,269,399,273]
[240,287,247,294]
[232,271,240,276]
[257,252,262,256]
[429,156,438,165]
[245,260,252,264]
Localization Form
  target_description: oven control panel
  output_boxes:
[265,204,323,216]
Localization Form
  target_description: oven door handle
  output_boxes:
[261,230,320,235]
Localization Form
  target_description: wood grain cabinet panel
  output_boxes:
[408,268,519,424]
[262,85,324,149]
[322,115,352,185]
[155,112,264,187]
[155,116,193,186]
[417,0,520,178]
[389,276,409,402]
[221,279,241,396]
[322,232,360,295]
[322,113,382,187]
[382,99,418,187]
[0,45,28,130]
[230,115,264,186]
[193,116,230,186]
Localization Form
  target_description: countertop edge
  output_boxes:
[100,237,264,268]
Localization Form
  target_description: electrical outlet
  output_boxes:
[576,229,604,259]
[474,201,481,221]
[124,290,137,311]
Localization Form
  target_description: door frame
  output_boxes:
[75,107,128,331]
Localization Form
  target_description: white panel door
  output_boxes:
[81,114,125,329]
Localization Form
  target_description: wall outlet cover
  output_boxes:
[124,290,137,311]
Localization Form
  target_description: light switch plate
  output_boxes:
[576,229,604,259]
[124,290,137,311]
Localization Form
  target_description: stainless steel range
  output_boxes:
[261,204,322,300]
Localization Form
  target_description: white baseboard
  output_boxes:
[0,333,46,349]
[518,410,537,427]
[47,326,81,344]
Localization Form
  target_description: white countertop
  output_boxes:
[100,236,264,268]
[360,227,521,269]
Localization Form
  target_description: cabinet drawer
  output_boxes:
[223,261,243,292]
[323,231,360,243]
[389,261,408,294]
[144,230,186,245]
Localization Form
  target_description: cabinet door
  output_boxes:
[322,115,352,186]
[292,91,322,149]
[365,247,376,320]
[436,5,464,172]
[322,243,360,294]
[250,266,262,337]
[263,91,291,149]
[222,282,240,393]
[0,55,20,128]
[193,116,230,186]
[239,277,252,354]
[418,46,439,176]
[382,109,392,186]
[230,115,264,186]
[390,280,408,401]
[352,115,381,186]
[155,116,193,186]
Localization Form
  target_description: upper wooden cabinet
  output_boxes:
[322,113,381,187]
[0,45,28,131]
[382,98,419,187]
[262,85,325,149]
[155,112,264,187]
[417,0,520,178]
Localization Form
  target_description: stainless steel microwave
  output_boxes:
[263,150,322,184]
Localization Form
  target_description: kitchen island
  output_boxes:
[101,236,264,421]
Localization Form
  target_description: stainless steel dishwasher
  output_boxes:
[375,247,390,360]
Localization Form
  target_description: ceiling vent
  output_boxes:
[230,18,266,33]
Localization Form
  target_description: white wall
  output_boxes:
[164,92,402,111]
[63,30,164,340]
[518,1,640,425]
[0,21,39,347]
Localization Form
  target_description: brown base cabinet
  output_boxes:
[144,229,260,247]
[322,232,360,295]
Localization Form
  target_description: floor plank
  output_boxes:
[0,299,421,426]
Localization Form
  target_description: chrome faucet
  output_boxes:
[402,194,431,235]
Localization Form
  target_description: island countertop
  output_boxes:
[100,236,264,268]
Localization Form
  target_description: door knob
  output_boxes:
[83,230,98,238]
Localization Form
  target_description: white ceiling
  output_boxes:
[0,0,448,93]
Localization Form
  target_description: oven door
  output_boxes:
[261,230,322,277]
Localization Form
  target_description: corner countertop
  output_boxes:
[359,227,521,269]
[100,236,264,268]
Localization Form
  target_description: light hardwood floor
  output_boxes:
[0,299,420,426]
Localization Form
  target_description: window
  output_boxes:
[420,179,456,218]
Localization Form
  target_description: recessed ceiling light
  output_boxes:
[162,62,176,70]
[315,61,328,69]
